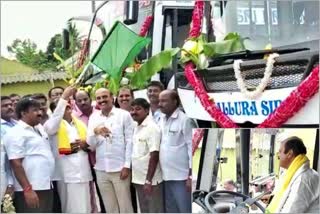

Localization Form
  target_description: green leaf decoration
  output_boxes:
[108,76,121,95]
[203,33,246,57]
[130,48,180,89]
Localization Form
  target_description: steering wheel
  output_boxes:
[193,190,211,212]
[204,190,265,213]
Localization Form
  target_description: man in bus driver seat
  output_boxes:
[264,136,319,213]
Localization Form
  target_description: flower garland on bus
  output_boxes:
[192,129,205,156]
[183,0,319,128]
[233,53,279,100]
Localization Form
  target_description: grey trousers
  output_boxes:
[163,180,191,213]
[14,189,53,213]
[134,183,164,213]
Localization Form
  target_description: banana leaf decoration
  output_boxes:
[203,32,246,57]
[130,48,180,89]
[53,52,88,85]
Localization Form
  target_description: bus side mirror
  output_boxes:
[62,28,70,50]
[124,1,139,25]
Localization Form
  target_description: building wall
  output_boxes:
[1,80,68,97]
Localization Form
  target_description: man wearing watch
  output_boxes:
[130,98,163,213]
[1,96,17,201]
[159,90,195,213]
[3,98,55,212]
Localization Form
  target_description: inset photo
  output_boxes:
[192,128,319,213]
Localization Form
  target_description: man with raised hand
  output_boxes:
[72,90,104,213]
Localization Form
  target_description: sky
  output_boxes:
[1,1,105,58]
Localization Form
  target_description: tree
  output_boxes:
[7,23,82,71]
[46,22,81,62]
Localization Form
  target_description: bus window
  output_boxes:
[212,0,319,50]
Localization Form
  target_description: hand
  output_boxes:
[5,185,14,198]
[120,167,130,180]
[94,126,111,137]
[76,139,90,151]
[61,86,77,100]
[71,142,80,153]
[143,183,152,195]
[24,190,39,209]
[186,177,192,192]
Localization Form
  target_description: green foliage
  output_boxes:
[130,48,180,89]
[7,22,81,72]
[203,32,246,57]
[7,39,57,71]
[53,52,87,83]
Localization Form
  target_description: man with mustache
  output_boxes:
[265,136,319,213]
[158,90,195,213]
[130,98,164,213]
[72,90,105,213]
[87,88,134,213]
[3,98,55,212]
[0,96,16,202]
[146,81,164,124]
[116,86,134,112]
[31,93,49,125]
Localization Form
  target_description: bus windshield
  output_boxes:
[211,0,319,50]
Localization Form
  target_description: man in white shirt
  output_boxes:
[87,88,134,213]
[159,90,195,213]
[44,86,92,213]
[146,81,164,124]
[3,98,55,213]
[130,98,164,213]
[0,96,16,201]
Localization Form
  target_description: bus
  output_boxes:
[66,0,319,128]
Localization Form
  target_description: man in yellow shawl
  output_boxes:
[44,86,93,213]
[265,136,319,213]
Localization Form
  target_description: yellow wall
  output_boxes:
[1,80,68,97]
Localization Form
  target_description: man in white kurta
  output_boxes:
[266,136,319,213]
[87,88,134,213]
[44,87,92,213]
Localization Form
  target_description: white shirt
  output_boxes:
[159,108,196,181]
[149,108,162,125]
[131,115,162,185]
[277,161,319,213]
[87,107,134,172]
[44,98,92,183]
[3,120,55,191]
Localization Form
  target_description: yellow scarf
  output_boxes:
[57,116,87,155]
[265,154,308,213]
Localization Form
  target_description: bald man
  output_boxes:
[158,90,196,213]
[87,88,134,213]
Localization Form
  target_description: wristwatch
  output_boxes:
[145,180,152,185]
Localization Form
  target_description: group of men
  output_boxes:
[1,81,196,213]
